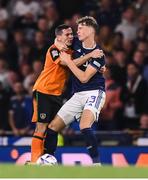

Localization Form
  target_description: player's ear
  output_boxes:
[56,35,61,41]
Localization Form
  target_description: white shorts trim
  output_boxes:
[84,89,106,120]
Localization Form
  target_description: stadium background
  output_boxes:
[0,0,148,177]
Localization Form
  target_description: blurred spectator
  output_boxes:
[8,82,33,136]
[23,60,43,91]
[140,114,148,129]
[123,39,136,58]
[8,30,26,70]
[134,0,148,15]
[20,63,32,80]
[123,63,147,129]
[0,0,9,7]
[143,65,148,84]
[116,0,131,12]
[43,0,59,25]
[134,0,145,11]
[0,58,8,88]
[111,49,127,87]
[37,16,50,42]
[105,52,114,66]
[64,13,82,35]
[32,60,43,77]
[140,0,148,16]
[133,50,145,70]
[0,39,8,61]
[136,27,147,42]
[32,31,49,63]
[97,25,113,52]
[12,0,42,40]
[5,71,20,92]
[57,0,83,19]
[23,73,36,93]
[137,14,148,30]
[0,82,9,133]
[12,0,42,21]
[43,1,61,44]
[0,4,9,41]
[136,40,148,58]
[20,42,33,66]
[112,32,124,50]
[100,67,122,130]
[96,0,120,29]
[68,13,82,34]
[115,6,138,41]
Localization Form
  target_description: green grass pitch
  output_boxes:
[0,164,148,178]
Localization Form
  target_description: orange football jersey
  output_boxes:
[33,44,72,95]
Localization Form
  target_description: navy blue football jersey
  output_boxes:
[71,38,105,93]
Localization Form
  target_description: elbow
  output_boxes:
[80,77,89,83]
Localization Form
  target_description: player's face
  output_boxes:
[60,28,74,46]
[77,24,95,41]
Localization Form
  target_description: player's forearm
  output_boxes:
[66,60,87,83]
[73,53,91,67]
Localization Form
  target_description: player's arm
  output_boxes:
[60,49,104,67]
[60,52,104,83]
[68,62,97,83]
[49,47,105,76]
[73,49,103,67]
[54,39,104,66]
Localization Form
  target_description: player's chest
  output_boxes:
[76,49,92,69]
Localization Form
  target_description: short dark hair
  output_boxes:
[128,61,140,70]
[55,24,71,36]
[76,16,99,33]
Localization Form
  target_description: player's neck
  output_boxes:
[82,37,96,49]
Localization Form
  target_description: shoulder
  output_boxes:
[95,44,103,51]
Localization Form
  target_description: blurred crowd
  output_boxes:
[0,0,148,136]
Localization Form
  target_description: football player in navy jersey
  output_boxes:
[44,16,106,165]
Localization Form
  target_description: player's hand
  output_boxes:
[99,65,106,74]
[54,38,68,51]
[91,49,104,58]
[60,52,71,65]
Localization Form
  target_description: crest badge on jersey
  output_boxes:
[50,48,60,61]
[77,49,81,53]
[40,113,46,119]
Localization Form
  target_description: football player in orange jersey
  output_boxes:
[31,24,104,163]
